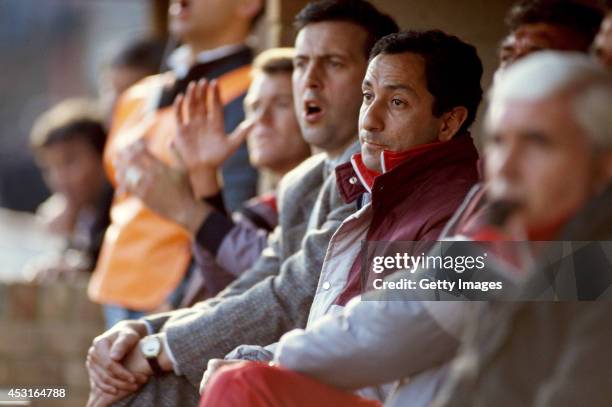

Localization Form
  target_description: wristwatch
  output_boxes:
[140,336,163,375]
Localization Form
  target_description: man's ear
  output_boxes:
[236,0,263,22]
[437,106,469,142]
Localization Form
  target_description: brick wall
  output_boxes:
[0,277,104,407]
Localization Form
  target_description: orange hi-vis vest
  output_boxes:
[88,65,251,311]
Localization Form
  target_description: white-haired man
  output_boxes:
[432,51,612,406]
[480,51,612,240]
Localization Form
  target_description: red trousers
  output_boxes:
[200,362,383,407]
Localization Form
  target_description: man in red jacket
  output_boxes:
[199,29,483,407]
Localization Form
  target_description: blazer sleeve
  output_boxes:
[143,224,286,333]
[140,200,285,332]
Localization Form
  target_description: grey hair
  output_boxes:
[487,51,612,149]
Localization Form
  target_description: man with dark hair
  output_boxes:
[86,1,398,406]
[30,99,113,280]
[365,29,483,140]
[501,0,603,67]
[287,0,399,158]
[294,0,401,58]
[199,29,482,407]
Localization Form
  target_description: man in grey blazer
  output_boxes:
[85,1,398,406]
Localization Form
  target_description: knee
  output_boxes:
[200,362,276,407]
[214,362,278,389]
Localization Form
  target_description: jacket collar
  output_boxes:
[157,46,253,109]
[335,134,479,205]
[324,139,361,178]
[168,44,248,78]
[349,141,444,193]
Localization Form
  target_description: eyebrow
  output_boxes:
[245,93,292,105]
[363,79,418,97]
[294,53,350,60]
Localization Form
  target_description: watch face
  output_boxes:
[141,337,161,358]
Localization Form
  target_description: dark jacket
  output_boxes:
[180,193,278,305]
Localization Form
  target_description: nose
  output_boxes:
[495,141,522,181]
[251,103,273,127]
[360,97,384,133]
[47,167,70,196]
[302,60,323,90]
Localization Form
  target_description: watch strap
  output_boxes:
[146,355,163,375]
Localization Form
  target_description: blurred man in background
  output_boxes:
[495,0,602,76]
[483,53,612,240]
[433,51,612,407]
[29,99,112,280]
[88,0,264,328]
[450,0,605,238]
